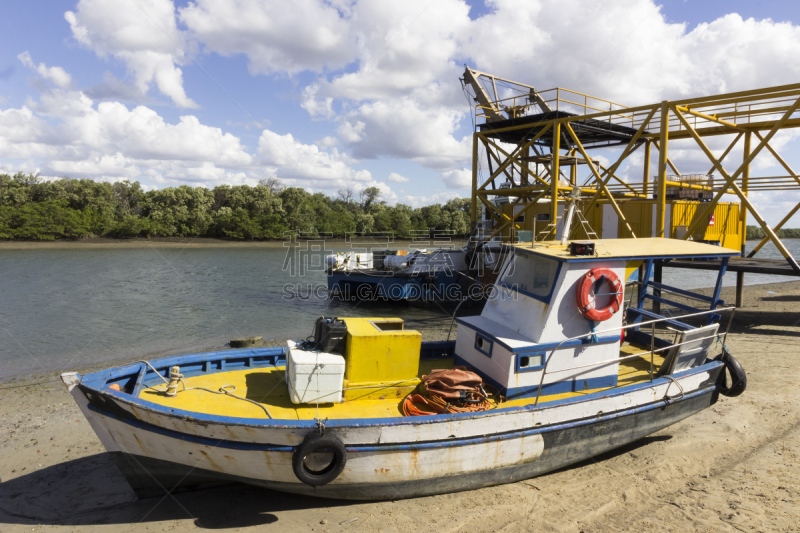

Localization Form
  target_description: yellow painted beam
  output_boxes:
[676,105,741,130]
[643,116,800,140]
[705,132,743,176]
[749,201,800,257]
[486,185,643,198]
[476,193,505,225]
[596,148,642,194]
[656,102,670,237]
[481,137,515,186]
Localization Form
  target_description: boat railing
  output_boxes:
[532,306,736,406]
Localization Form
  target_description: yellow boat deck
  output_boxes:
[140,344,665,420]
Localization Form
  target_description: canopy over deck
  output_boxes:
[509,238,740,263]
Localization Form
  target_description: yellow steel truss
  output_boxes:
[468,75,800,274]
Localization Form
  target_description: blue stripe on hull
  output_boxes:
[106,387,718,500]
[87,384,715,454]
[80,360,724,430]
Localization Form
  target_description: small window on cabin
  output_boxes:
[474,333,492,357]
[536,213,550,222]
[517,351,544,372]
[515,213,525,223]
[500,254,558,298]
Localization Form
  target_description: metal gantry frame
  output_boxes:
[462,67,800,275]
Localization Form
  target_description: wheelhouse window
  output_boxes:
[499,253,559,300]
[516,351,545,373]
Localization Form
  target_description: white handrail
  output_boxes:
[543,332,722,374]
[532,306,735,406]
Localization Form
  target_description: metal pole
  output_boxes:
[736,132,750,307]
[722,308,736,348]
[643,139,651,197]
[650,321,655,382]
[656,102,670,237]
[471,132,479,227]
[551,122,561,231]
[653,261,663,314]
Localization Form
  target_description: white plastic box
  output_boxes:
[286,340,345,404]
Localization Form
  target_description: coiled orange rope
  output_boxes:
[402,380,503,416]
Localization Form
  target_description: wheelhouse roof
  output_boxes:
[508,238,740,263]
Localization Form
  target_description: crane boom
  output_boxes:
[462,67,552,123]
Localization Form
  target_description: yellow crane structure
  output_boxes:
[461,67,800,293]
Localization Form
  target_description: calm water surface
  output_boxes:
[1,239,798,379]
[0,244,444,379]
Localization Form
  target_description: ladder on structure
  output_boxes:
[575,209,599,240]
[533,207,599,242]
[534,217,560,242]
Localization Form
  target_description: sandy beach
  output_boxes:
[1,280,799,532]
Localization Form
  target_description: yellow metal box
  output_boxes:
[340,317,422,400]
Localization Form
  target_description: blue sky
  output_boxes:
[1,0,800,221]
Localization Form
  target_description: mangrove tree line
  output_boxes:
[0,173,472,240]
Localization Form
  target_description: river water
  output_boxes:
[1,239,798,379]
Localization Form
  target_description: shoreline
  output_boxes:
[0,236,465,250]
[2,236,797,251]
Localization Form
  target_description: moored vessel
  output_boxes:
[324,240,506,303]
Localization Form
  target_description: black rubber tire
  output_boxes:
[719,351,747,397]
[292,433,347,487]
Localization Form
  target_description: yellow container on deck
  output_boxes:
[340,317,422,401]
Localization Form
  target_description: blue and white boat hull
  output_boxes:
[62,348,725,500]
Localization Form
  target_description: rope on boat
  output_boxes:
[662,376,685,403]
[138,360,273,419]
[402,370,504,416]
[178,382,274,419]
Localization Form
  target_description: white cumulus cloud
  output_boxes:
[18,52,72,88]
[65,0,197,108]
[181,0,355,75]
[387,172,410,183]
[257,129,371,188]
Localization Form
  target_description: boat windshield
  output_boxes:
[499,253,559,299]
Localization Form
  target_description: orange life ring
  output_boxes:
[575,267,623,322]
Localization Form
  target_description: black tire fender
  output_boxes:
[718,351,747,397]
[292,432,347,486]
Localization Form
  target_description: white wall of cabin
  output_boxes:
[455,256,627,393]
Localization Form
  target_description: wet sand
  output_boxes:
[1,280,799,532]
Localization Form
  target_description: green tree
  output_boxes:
[279,187,316,233]
[143,185,214,236]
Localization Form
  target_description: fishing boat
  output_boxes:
[324,240,506,303]
[62,237,746,500]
